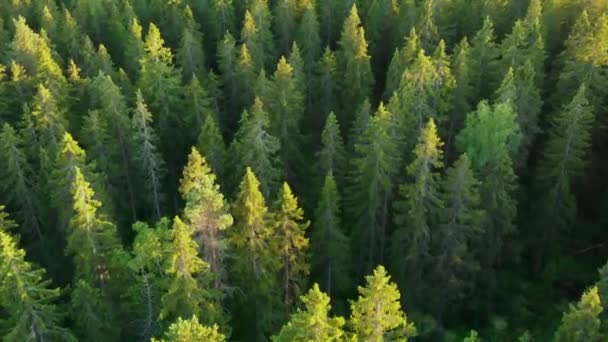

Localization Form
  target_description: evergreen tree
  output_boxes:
[69,279,118,342]
[27,84,67,155]
[271,183,310,308]
[160,217,220,325]
[533,86,594,266]
[177,6,206,82]
[217,32,240,122]
[317,112,347,184]
[235,44,257,112]
[317,47,339,119]
[384,28,420,100]
[229,168,280,339]
[391,119,444,303]
[231,98,282,199]
[554,287,603,342]
[179,148,233,292]
[0,124,41,240]
[197,114,227,179]
[89,73,137,221]
[469,17,500,103]
[246,0,276,69]
[311,173,350,300]
[274,0,298,55]
[138,23,183,158]
[349,103,399,276]
[66,168,121,285]
[337,5,374,120]
[495,63,542,170]
[131,90,166,221]
[416,0,440,51]
[0,215,75,342]
[272,284,345,342]
[124,17,145,79]
[183,75,213,142]
[447,37,474,157]
[431,154,484,320]
[153,315,225,342]
[268,56,305,180]
[349,266,417,341]
[295,3,321,106]
[208,0,236,48]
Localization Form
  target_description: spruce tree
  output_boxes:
[160,217,220,325]
[274,0,298,55]
[183,75,213,143]
[0,124,41,240]
[268,56,305,180]
[349,266,417,341]
[153,315,225,342]
[312,173,350,301]
[337,5,374,120]
[317,47,339,119]
[349,103,399,276]
[246,0,276,69]
[533,85,594,265]
[217,32,240,122]
[554,287,603,342]
[123,17,145,79]
[384,28,421,100]
[270,183,310,308]
[431,154,484,320]
[272,284,346,342]
[69,279,119,342]
[317,112,347,184]
[229,168,280,339]
[392,119,444,303]
[231,98,281,199]
[447,37,474,157]
[179,148,233,292]
[131,90,166,220]
[295,3,321,101]
[0,226,76,342]
[208,0,236,48]
[197,114,227,180]
[66,167,121,285]
[469,17,500,103]
[177,6,206,82]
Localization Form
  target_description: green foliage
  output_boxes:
[0,226,75,341]
[554,287,603,342]
[272,284,345,341]
[349,265,417,341]
[153,315,225,342]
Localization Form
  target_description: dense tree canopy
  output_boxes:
[1,0,608,341]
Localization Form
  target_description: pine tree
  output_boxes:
[0,124,41,240]
[392,119,444,303]
[312,173,350,301]
[317,112,347,184]
[533,85,594,265]
[153,315,225,342]
[349,103,399,276]
[231,98,282,199]
[160,217,220,325]
[177,6,206,82]
[271,183,310,308]
[179,148,233,292]
[337,5,374,120]
[349,266,417,341]
[554,287,603,342]
[272,284,346,342]
[131,90,166,221]
[0,227,76,342]
[229,168,280,339]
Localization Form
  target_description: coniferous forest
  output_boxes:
[2,0,608,340]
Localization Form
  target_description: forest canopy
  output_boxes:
[1,0,608,341]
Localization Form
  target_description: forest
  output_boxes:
[1,0,608,340]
